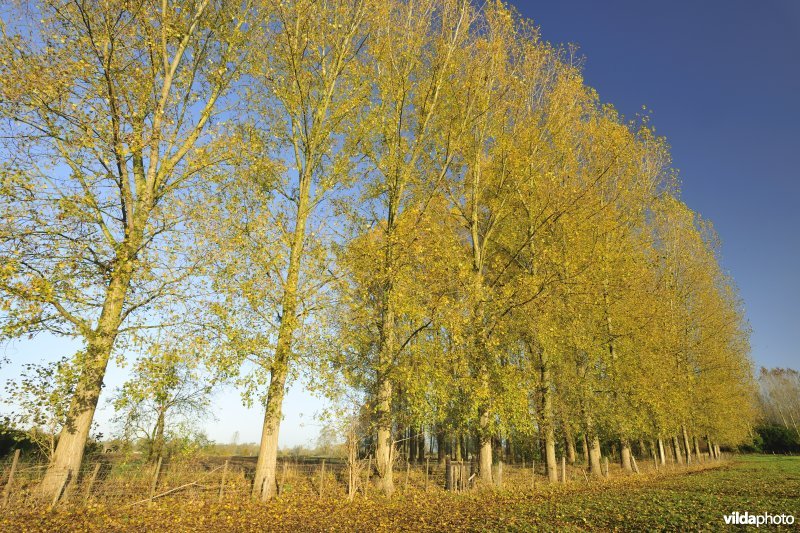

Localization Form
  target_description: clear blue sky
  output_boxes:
[2,0,798,448]
[513,0,800,370]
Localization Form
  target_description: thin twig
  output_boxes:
[124,464,223,507]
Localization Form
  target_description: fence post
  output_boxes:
[445,457,452,491]
[319,460,325,498]
[1,449,20,509]
[149,456,163,501]
[85,462,102,501]
[218,459,229,502]
[561,456,566,484]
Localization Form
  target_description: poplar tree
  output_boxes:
[0,0,256,497]
[353,0,469,495]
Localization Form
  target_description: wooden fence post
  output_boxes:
[218,459,229,502]
[445,457,452,491]
[561,456,566,484]
[1,449,20,509]
[149,456,163,501]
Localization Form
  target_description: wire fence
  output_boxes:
[0,450,726,510]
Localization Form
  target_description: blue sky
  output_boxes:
[2,0,798,447]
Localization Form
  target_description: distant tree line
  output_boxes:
[747,367,800,454]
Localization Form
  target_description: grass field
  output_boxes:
[2,455,798,531]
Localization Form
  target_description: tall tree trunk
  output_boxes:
[375,374,394,495]
[540,350,557,482]
[544,430,558,482]
[252,168,311,501]
[672,435,683,464]
[692,435,701,461]
[620,439,632,472]
[417,428,425,463]
[565,423,576,465]
[468,150,494,486]
[39,242,138,499]
[374,267,397,494]
[583,406,602,476]
[588,436,602,476]
[681,425,692,464]
[582,433,590,465]
[251,338,290,500]
[39,337,115,498]
[373,173,403,496]
[657,438,666,465]
[437,429,446,463]
[478,406,493,485]
[476,327,492,483]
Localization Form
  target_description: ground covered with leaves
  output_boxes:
[3,455,798,532]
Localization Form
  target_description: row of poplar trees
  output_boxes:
[0,0,756,500]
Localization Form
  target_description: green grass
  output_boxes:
[533,455,800,531]
[3,455,799,531]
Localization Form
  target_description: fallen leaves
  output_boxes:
[2,456,799,532]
